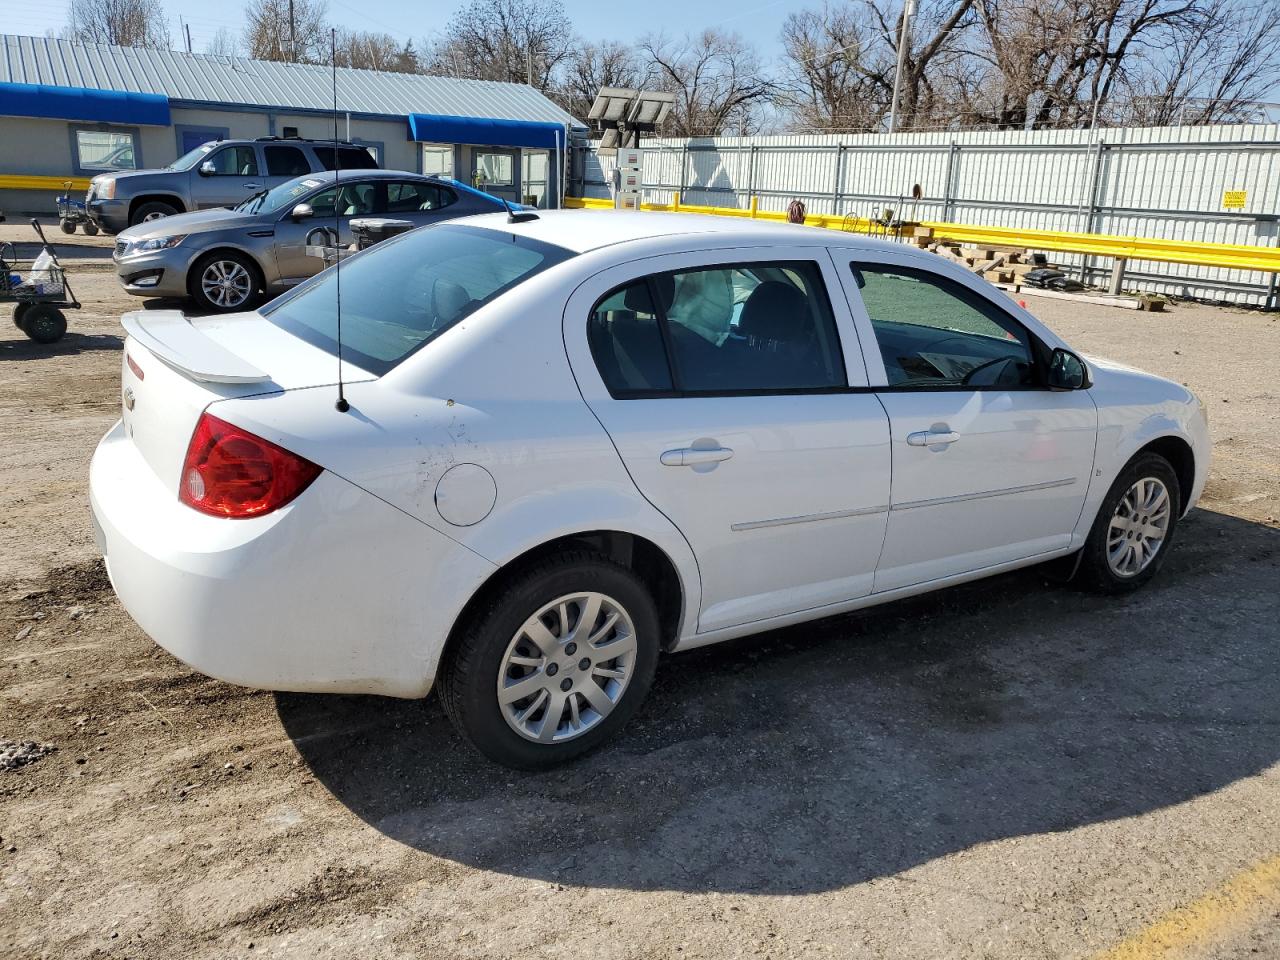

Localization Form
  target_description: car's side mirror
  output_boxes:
[290,203,314,222]
[1047,347,1089,390]
[198,160,216,177]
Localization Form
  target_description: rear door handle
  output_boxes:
[907,430,961,447]
[661,446,734,466]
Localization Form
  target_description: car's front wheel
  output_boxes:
[439,553,661,769]
[189,251,261,313]
[1076,452,1182,593]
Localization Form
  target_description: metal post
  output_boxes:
[1109,257,1126,295]
[888,0,915,133]
[832,144,846,216]
[1078,140,1106,282]
[942,141,958,221]
[679,143,689,204]
[747,144,758,211]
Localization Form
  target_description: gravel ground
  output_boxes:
[1,226,1277,959]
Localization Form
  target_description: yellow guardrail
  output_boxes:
[0,174,92,192]
[564,194,1280,274]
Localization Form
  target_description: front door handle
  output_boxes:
[243,182,261,189]
[907,430,961,447]
[661,446,734,466]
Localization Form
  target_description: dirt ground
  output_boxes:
[1,222,1278,960]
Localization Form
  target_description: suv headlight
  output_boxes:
[123,235,186,256]
[96,177,116,200]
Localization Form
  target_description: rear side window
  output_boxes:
[313,146,379,170]
[588,282,673,395]
[264,225,575,375]
[386,181,455,213]
[589,261,846,396]
[265,145,310,177]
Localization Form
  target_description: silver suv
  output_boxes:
[86,137,379,234]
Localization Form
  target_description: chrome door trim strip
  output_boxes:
[731,504,890,532]
[891,477,1077,512]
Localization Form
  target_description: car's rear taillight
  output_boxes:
[179,413,321,518]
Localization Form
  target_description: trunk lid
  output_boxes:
[119,310,372,494]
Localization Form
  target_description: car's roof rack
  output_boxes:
[254,136,362,146]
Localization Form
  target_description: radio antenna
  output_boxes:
[331,28,349,413]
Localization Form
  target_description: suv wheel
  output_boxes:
[189,252,260,313]
[439,552,661,769]
[130,201,179,226]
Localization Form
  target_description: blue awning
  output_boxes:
[0,82,170,126]
[407,113,564,149]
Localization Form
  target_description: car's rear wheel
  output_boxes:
[1076,452,1181,593]
[439,552,660,769]
[130,201,178,227]
[189,251,260,313]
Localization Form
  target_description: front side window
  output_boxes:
[264,225,575,375]
[265,145,310,177]
[206,146,258,176]
[307,182,379,218]
[75,129,138,172]
[852,263,1035,388]
[589,261,846,396]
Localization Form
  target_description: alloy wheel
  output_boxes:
[497,592,638,743]
[1107,476,1172,577]
[200,260,252,309]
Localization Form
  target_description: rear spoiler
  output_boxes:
[120,310,271,385]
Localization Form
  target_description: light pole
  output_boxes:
[888,0,916,134]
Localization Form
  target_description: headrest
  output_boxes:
[738,281,810,343]
[433,278,470,323]
[621,274,675,315]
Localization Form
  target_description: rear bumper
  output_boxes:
[89,420,495,698]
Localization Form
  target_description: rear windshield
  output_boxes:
[263,224,575,375]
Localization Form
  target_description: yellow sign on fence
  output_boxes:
[1223,190,1248,209]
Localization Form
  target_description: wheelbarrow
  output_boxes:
[56,181,99,236]
[2,219,82,344]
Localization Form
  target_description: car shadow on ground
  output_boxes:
[278,508,1279,894]
[0,330,122,359]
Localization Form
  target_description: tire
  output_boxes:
[438,552,661,769]
[59,218,77,234]
[83,222,100,237]
[129,201,179,227]
[12,302,29,328]
[22,304,67,344]
[188,251,261,313]
[1075,452,1182,593]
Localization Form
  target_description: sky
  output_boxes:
[6,0,816,68]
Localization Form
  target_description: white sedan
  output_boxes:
[89,211,1209,768]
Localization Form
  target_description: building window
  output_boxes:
[72,127,140,173]
[474,152,513,187]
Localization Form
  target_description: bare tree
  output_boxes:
[204,26,240,57]
[334,29,421,73]
[427,0,574,91]
[64,0,169,48]
[777,4,887,131]
[243,0,329,64]
[640,30,774,136]
[552,41,644,123]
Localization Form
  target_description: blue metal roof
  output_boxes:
[0,34,582,128]
[0,80,169,125]
[408,113,565,148]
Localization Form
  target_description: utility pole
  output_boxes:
[184,23,192,53]
[289,0,297,62]
[888,0,915,134]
